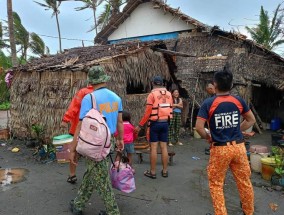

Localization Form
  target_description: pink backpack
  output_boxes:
[76,93,111,161]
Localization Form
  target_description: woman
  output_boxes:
[168,89,183,146]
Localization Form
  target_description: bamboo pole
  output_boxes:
[190,76,199,133]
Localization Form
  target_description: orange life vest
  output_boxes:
[149,89,173,121]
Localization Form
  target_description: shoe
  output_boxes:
[144,170,156,179]
[205,148,210,155]
[177,142,183,145]
[161,170,168,178]
[168,143,173,147]
[69,200,83,215]
[98,210,107,215]
[67,175,77,184]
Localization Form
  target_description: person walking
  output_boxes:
[136,76,173,179]
[195,68,256,215]
[168,89,183,146]
[61,85,94,184]
[69,66,124,215]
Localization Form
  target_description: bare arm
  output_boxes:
[69,121,82,165]
[195,118,211,143]
[173,98,183,109]
[240,110,256,131]
[116,112,124,151]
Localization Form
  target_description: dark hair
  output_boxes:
[171,89,179,94]
[213,68,233,92]
[122,111,131,122]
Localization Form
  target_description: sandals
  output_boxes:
[67,175,77,184]
[144,170,156,179]
[161,170,168,178]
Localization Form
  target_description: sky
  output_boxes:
[0,0,283,55]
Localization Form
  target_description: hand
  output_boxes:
[69,150,79,166]
[60,121,68,128]
[116,139,124,152]
[135,126,141,134]
[206,134,212,144]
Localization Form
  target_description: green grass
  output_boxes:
[0,101,10,110]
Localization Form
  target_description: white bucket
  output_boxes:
[193,128,201,139]
[250,153,269,172]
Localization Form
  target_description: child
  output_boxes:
[115,111,137,168]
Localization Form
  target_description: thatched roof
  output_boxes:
[210,28,284,63]
[17,41,164,72]
[95,0,208,44]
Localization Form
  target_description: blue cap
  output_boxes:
[153,76,163,85]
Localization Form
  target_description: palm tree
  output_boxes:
[246,4,284,50]
[34,0,62,52]
[13,12,29,61]
[29,32,50,57]
[75,0,104,35]
[7,0,17,66]
[0,22,8,49]
[97,0,128,31]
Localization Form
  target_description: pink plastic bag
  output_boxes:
[110,159,136,193]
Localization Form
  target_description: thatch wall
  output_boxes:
[169,32,284,107]
[10,45,170,140]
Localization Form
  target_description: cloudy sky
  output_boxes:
[0,0,283,55]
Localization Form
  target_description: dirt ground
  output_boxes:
[0,111,284,215]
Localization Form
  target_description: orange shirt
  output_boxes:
[62,86,94,135]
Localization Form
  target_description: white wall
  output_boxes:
[108,2,195,41]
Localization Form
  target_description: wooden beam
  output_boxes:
[153,48,196,57]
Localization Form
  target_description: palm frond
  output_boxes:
[271,39,284,49]
[29,32,46,56]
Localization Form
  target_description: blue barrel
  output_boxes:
[271,118,281,131]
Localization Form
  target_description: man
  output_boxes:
[136,76,173,179]
[204,82,216,155]
[195,69,256,215]
[206,82,216,96]
[69,66,124,215]
[61,84,94,184]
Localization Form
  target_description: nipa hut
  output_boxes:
[10,41,172,140]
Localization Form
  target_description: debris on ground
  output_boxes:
[11,147,20,153]
[269,203,278,212]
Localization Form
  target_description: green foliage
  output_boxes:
[31,124,45,146]
[0,102,10,110]
[12,12,30,61]
[29,32,49,56]
[34,0,61,17]
[0,68,10,103]
[246,4,284,50]
[272,146,284,176]
[97,0,128,31]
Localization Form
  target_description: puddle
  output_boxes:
[0,168,28,191]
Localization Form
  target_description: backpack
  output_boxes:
[150,89,173,121]
[76,93,111,161]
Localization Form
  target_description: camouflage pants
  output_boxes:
[208,142,254,215]
[74,158,120,215]
[168,112,181,143]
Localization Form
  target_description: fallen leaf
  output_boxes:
[269,203,278,212]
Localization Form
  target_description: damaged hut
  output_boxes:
[10,41,173,140]
[95,0,284,130]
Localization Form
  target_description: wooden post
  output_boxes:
[190,77,199,133]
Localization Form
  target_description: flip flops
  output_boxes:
[161,170,168,178]
[144,170,156,179]
[67,175,77,184]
